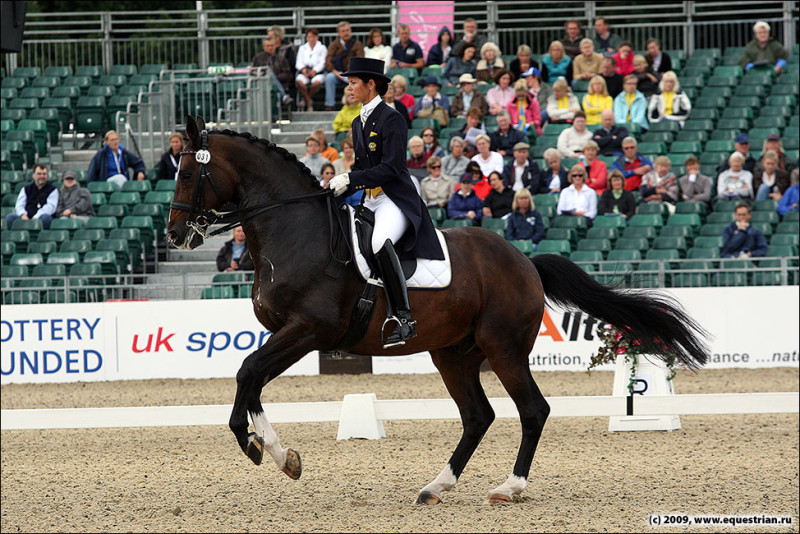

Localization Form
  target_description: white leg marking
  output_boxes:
[420,464,458,498]
[251,411,288,469]
[489,474,527,499]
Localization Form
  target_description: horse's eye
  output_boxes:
[180,171,193,181]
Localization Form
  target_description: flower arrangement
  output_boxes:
[588,324,684,394]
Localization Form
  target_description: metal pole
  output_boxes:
[686,1,694,57]
[197,1,209,70]
[782,1,795,53]
[487,1,498,45]
[102,11,113,74]
[390,2,398,44]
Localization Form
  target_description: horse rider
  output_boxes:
[326,57,444,348]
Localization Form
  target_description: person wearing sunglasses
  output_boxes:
[420,127,445,159]
[610,136,652,191]
[420,156,455,209]
[556,164,597,227]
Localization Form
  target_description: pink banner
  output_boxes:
[397,1,455,57]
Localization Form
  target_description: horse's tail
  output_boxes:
[531,254,709,369]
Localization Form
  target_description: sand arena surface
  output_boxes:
[1,368,798,533]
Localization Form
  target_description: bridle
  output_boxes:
[169,129,350,266]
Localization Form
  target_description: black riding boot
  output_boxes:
[375,239,417,348]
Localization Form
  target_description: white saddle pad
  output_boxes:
[347,205,452,289]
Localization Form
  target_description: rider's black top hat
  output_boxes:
[342,57,391,84]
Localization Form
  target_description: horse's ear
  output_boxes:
[186,116,199,148]
[196,115,207,133]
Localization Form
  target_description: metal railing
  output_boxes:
[1,256,797,305]
[5,2,796,74]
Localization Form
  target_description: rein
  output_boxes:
[170,131,351,266]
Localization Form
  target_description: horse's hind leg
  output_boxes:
[416,346,495,505]
[484,348,550,504]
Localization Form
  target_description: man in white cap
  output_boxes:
[449,73,488,118]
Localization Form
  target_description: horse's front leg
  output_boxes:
[229,324,318,479]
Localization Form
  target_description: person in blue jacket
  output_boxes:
[447,173,484,225]
[505,187,545,248]
[326,57,443,348]
[87,130,146,190]
[426,26,453,67]
[720,203,768,259]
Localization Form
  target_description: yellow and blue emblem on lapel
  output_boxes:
[368,141,377,151]
[369,131,378,137]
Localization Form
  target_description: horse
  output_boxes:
[166,116,709,504]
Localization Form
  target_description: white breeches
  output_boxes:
[364,193,410,254]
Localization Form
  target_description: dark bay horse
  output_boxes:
[167,117,708,504]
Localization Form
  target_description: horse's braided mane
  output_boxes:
[209,129,323,190]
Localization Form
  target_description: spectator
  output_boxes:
[463,160,492,199]
[720,203,768,259]
[521,67,552,109]
[645,38,672,77]
[613,74,649,133]
[611,137,653,191]
[332,91,362,141]
[632,54,659,98]
[557,111,592,158]
[717,152,754,201]
[505,188,546,248]
[407,135,428,170]
[421,127,445,159]
[324,21,364,111]
[476,42,505,84]
[755,134,796,175]
[333,136,355,175]
[640,155,678,211]
[592,109,628,156]
[482,171,515,219]
[295,28,327,111]
[6,163,58,230]
[777,169,799,216]
[443,41,478,86]
[489,110,526,158]
[557,164,597,226]
[600,56,624,98]
[580,140,608,194]
[413,76,450,127]
[486,68,515,115]
[55,170,94,222]
[503,141,546,194]
[383,80,411,127]
[391,75,416,122]
[598,169,636,219]
[391,23,424,71]
[582,74,613,126]
[738,21,788,75]
[541,40,573,85]
[441,136,471,179]
[545,77,581,124]
[216,226,254,272]
[647,71,691,128]
[612,41,635,76]
[299,136,330,179]
[158,132,184,181]
[447,172,483,224]
[449,106,485,157]
[251,35,293,106]
[678,156,712,206]
[506,78,542,136]
[716,133,757,175]
[509,44,538,80]
[269,25,297,79]
[420,156,456,209]
[542,148,569,193]
[87,130,145,190]
[471,133,504,179]
[593,17,622,56]
[753,150,790,202]
[560,19,585,59]
[312,129,339,163]
[450,73,488,118]
[572,38,604,84]
[364,28,393,74]
[426,26,453,68]
[453,17,487,57]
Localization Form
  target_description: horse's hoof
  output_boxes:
[415,491,441,505]
[281,448,302,479]
[245,433,264,465]
[486,492,513,504]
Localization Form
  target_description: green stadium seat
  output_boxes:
[428,207,445,227]
[614,237,650,254]
[86,216,118,232]
[108,191,141,206]
[592,215,627,230]
[576,238,612,257]
[28,243,58,259]
[2,77,26,90]
[660,224,694,246]
[75,96,106,133]
[28,108,61,145]
[641,131,674,145]
[713,199,739,212]
[666,213,701,232]
[596,261,634,285]
[510,240,534,257]
[74,65,102,83]
[734,85,767,99]
[82,250,119,275]
[671,261,712,287]
[87,181,116,195]
[551,216,588,238]
[87,85,116,98]
[629,213,663,228]
[775,221,799,235]
[728,95,762,109]
[97,204,129,219]
[140,64,168,76]
[687,246,720,260]
[442,219,471,228]
[20,86,50,102]
[5,290,41,305]
[701,85,732,99]
[750,210,780,225]
[707,76,737,88]
[121,215,156,253]
[770,234,799,248]
[59,240,92,257]
[766,95,796,109]
[694,95,726,110]
[96,238,133,272]
[585,226,619,243]
[652,236,687,257]
[9,252,44,267]
[536,239,571,256]
[12,66,41,81]
[682,119,715,132]
[201,285,236,299]
[770,84,799,96]
[715,259,753,286]
[569,250,604,265]
[63,75,93,94]
[482,218,507,233]
[109,64,138,77]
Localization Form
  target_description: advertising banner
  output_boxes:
[397,1,455,57]
[1,287,797,384]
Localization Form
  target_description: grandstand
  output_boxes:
[1,2,798,304]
